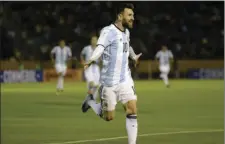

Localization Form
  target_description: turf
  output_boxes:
[1,80,224,144]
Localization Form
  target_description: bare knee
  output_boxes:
[105,115,114,121]
[89,81,95,87]
[104,111,115,122]
[125,100,137,115]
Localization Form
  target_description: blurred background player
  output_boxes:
[155,45,173,87]
[80,35,100,100]
[51,39,72,95]
[82,3,141,144]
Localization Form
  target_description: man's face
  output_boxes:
[162,46,167,51]
[91,36,98,48]
[59,40,65,48]
[121,8,134,29]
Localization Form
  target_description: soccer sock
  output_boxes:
[57,76,61,90]
[57,75,64,90]
[126,114,138,144]
[60,76,64,90]
[87,100,101,115]
[160,73,163,79]
[164,74,169,85]
[88,83,99,100]
[161,73,168,85]
[92,86,99,100]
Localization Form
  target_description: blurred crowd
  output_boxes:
[1,1,224,61]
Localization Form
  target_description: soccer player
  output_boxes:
[80,35,100,99]
[155,45,173,87]
[50,39,72,95]
[81,3,141,144]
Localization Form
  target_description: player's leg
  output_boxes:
[82,66,100,113]
[55,64,63,95]
[125,100,138,144]
[82,85,117,122]
[83,65,107,116]
[120,83,138,144]
[165,65,170,87]
[98,86,117,121]
[60,65,67,91]
[163,65,170,87]
[84,65,99,99]
[87,81,99,99]
[92,65,101,99]
[159,65,169,86]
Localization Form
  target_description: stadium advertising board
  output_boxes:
[187,68,224,79]
[0,70,43,83]
[43,69,82,82]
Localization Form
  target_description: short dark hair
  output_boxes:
[90,35,98,40]
[59,39,65,42]
[115,3,134,17]
[89,32,98,39]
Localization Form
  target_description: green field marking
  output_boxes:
[1,80,223,144]
[45,129,224,144]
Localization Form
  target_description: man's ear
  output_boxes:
[118,13,123,21]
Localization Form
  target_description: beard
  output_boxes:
[122,20,133,29]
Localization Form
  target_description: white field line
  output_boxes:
[45,129,224,144]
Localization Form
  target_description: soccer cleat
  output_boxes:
[56,89,61,96]
[166,84,170,88]
[98,108,104,119]
[56,91,60,96]
[81,94,94,113]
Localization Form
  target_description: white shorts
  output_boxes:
[99,82,137,111]
[55,64,67,76]
[126,75,134,87]
[159,65,170,74]
[84,64,100,86]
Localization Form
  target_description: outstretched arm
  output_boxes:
[84,45,105,69]
[129,46,142,67]
[50,47,56,64]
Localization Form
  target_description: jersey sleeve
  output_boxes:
[129,46,137,60]
[169,50,173,58]
[67,47,72,57]
[97,28,112,48]
[155,51,160,59]
[81,47,86,56]
[51,47,57,54]
[89,45,105,62]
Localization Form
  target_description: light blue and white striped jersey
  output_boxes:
[51,46,72,65]
[81,45,99,64]
[97,24,130,86]
[155,50,173,65]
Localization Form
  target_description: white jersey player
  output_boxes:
[51,40,72,95]
[155,45,173,87]
[81,3,141,144]
[80,36,100,99]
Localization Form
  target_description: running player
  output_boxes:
[81,3,141,144]
[155,45,173,87]
[80,35,100,99]
[50,39,72,95]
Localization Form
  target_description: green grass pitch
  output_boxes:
[1,80,224,144]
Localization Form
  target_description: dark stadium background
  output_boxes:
[0,1,224,144]
[1,1,224,59]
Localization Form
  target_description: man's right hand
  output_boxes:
[84,61,92,70]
